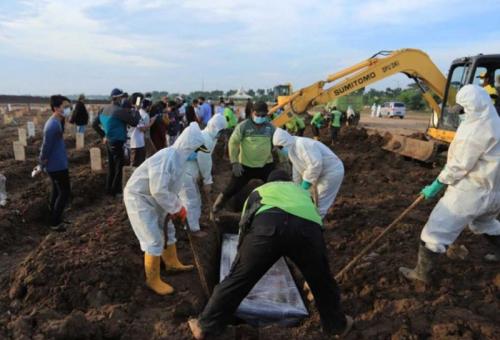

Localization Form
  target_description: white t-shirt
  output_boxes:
[129,109,150,149]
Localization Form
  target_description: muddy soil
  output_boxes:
[0,112,498,339]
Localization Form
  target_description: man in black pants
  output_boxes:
[189,170,353,339]
[93,88,140,196]
[212,101,276,212]
[39,95,73,231]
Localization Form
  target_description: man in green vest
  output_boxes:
[330,105,343,144]
[285,114,306,136]
[212,101,276,213]
[223,101,238,129]
[188,169,353,339]
[310,110,326,140]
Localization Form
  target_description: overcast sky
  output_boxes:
[0,0,499,96]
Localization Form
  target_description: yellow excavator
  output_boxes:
[269,48,500,161]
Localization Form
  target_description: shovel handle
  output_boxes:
[335,195,424,281]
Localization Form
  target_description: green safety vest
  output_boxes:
[223,107,238,128]
[243,181,323,226]
[330,110,342,127]
[311,112,325,128]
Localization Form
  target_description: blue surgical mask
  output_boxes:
[253,116,267,124]
[281,146,289,156]
[62,107,71,117]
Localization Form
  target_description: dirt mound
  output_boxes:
[0,118,499,339]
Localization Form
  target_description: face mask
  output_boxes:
[479,79,485,86]
[253,115,267,124]
[62,107,71,117]
[281,146,289,156]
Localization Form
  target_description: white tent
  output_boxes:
[229,88,253,100]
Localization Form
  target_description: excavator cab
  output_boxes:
[428,54,500,144]
[273,83,293,106]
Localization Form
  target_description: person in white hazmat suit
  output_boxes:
[272,128,344,218]
[176,114,227,234]
[371,103,377,117]
[400,85,500,284]
[124,122,209,295]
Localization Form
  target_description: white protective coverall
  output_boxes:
[124,122,206,256]
[177,114,227,231]
[273,128,344,218]
[421,85,500,253]
[371,103,377,117]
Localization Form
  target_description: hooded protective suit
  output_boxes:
[421,85,500,253]
[177,114,227,231]
[124,122,206,256]
[273,128,344,217]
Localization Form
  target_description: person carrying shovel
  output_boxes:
[123,123,209,295]
[400,85,500,284]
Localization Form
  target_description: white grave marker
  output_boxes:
[76,133,85,150]
[90,147,102,171]
[18,128,27,146]
[13,141,25,161]
[27,122,35,137]
[7,104,12,112]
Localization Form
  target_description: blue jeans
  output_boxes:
[76,125,86,133]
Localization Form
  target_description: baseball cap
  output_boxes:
[254,101,268,116]
[110,88,124,98]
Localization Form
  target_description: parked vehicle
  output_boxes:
[380,102,406,118]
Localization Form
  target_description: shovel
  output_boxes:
[335,195,424,281]
[176,217,211,298]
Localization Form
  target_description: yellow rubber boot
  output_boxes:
[162,244,194,272]
[144,253,174,295]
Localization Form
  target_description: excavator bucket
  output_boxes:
[382,134,437,162]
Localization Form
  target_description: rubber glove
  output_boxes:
[421,179,446,199]
[301,180,312,190]
[172,207,187,224]
[232,163,244,177]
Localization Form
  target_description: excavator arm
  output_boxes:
[270,48,448,161]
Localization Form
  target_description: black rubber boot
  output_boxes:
[399,244,439,283]
[483,234,500,262]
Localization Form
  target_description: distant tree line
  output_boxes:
[6,83,433,111]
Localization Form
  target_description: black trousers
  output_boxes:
[198,209,347,335]
[48,169,71,226]
[330,126,340,142]
[311,125,320,137]
[106,141,124,195]
[130,147,146,167]
[222,163,275,199]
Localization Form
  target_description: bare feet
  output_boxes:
[188,318,205,340]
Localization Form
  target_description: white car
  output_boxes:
[380,102,406,118]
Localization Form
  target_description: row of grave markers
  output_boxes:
[12,125,102,172]
[13,142,102,172]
